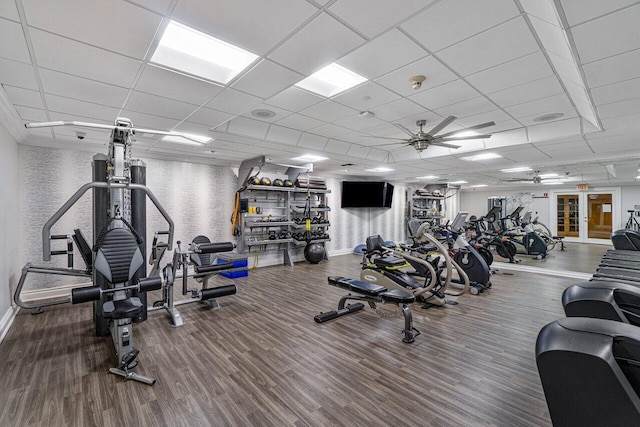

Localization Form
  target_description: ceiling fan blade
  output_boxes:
[440,134,492,141]
[437,121,496,138]
[430,141,460,149]
[392,122,417,137]
[502,178,532,182]
[426,116,457,136]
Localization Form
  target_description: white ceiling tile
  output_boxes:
[498,146,551,162]
[297,133,328,150]
[370,98,425,122]
[172,0,317,55]
[409,79,480,110]
[390,147,424,161]
[571,4,640,64]
[126,91,197,120]
[337,29,428,79]
[535,140,591,157]
[232,60,303,99]
[583,49,640,88]
[438,17,540,76]
[333,115,386,132]
[269,13,365,75]
[374,55,458,97]
[504,93,574,118]
[324,139,351,155]
[264,86,324,112]
[226,116,269,139]
[125,0,172,15]
[597,98,640,119]
[15,106,48,122]
[520,0,559,25]
[48,111,114,126]
[187,108,235,129]
[332,82,400,111]
[586,133,640,154]
[173,121,216,138]
[487,75,564,108]
[46,94,120,120]
[206,88,262,115]
[591,77,640,106]
[347,145,371,159]
[275,113,324,131]
[0,58,38,89]
[455,109,514,127]
[0,1,19,21]
[517,109,578,127]
[434,96,497,119]
[39,68,129,108]
[328,0,434,38]
[22,0,161,59]
[300,100,358,122]
[527,117,582,141]
[528,16,574,61]
[367,148,388,162]
[466,52,554,94]
[0,18,31,63]
[241,103,292,123]
[30,29,141,87]
[400,0,520,52]
[483,128,528,149]
[3,86,42,109]
[560,0,638,26]
[266,125,301,145]
[135,65,224,106]
[307,123,351,138]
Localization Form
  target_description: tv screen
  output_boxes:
[341,181,394,208]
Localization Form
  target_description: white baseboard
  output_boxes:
[0,305,18,344]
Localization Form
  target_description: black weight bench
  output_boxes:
[314,276,419,343]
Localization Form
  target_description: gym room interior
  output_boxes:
[1,0,640,426]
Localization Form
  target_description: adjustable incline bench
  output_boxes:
[315,276,420,343]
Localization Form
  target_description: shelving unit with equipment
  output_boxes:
[234,156,331,266]
[406,187,446,234]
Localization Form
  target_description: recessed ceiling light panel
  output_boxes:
[292,154,328,162]
[295,63,367,97]
[151,21,258,84]
[365,167,394,172]
[416,175,438,179]
[460,152,502,161]
[450,180,467,184]
[500,166,533,173]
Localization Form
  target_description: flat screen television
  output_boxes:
[341,181,394,208]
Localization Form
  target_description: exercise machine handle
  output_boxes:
[197,242,234,254]
[71,286,101,304]
[138,277,162,292]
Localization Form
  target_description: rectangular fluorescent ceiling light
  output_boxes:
[471,184,488,188]
[460,152,502,161]
[365,167,394,172]
[162,132,212,145]
[416,175,438,179]
[452,131,479,138]
[295,63,367,97]
[539,173,559,178]
[292,154,328,162]
[151,21,258,84]
[500,166,533,173]
[450,180,467,184]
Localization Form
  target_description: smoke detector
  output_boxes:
[409,75,427,90]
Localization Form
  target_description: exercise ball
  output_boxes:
[304,243,325,264]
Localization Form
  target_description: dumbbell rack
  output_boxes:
[237,184,331,266]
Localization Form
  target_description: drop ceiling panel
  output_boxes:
[587,133,640,154]
[434,96,497,119]
[528,16,574,61]
[22,0,161,59]
[487,75,564,108]
[39,69,129,108]
[0,1,18,20]
[45,94,120,121]
[591,77,640,105]
[232,60,303,99]
[205,88,262,115]
[274,113,324,131]
[173,121,216,137]
[560,0,639,26]
[535,140,591,157]
[409,79,480,110]
[497,146,551,162]
[0,18,31,63]
[297,133,328,150]
[126,91,198,120]
[332,82,400,111]
[119,110,179,131]
[30,29,141,87]
[264,86,323,112]
[367,148,388,162]
[527,117,582,142]
[300,100,358,123]
[126,0,173,15]
[4,86,43,109]
[306,123,351,138]
[241,103,291,123]
[269,13,365,75]
[504,93,574,118]
[16,106,48,122]
[369,98,425,122]
[455,109,514,127]
[519,0,559,25]
[265,125,301,146]
[0,58,38,90]
[466,52,554,95]
[324,139,351,155]
[597,98,640,119]
[337,29,427,79]
[347,145,371,159]
[135,65,224,106]
[582,48,640,88]
[333,115,386,132]
[400,0,520,52]
[571,4,640,64]
[187,108,234,128]
[438,18,540,76]
[374,56,458,97]
[226,116,270,139]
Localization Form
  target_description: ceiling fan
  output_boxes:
[502,170,549,184]
[369,116,496,152]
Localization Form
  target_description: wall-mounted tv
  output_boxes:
[341,181,394,208]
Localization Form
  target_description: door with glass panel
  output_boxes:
[553,189,620,244]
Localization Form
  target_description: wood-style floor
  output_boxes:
[0,247,595,426]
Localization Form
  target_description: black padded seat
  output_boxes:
[103,297,143,319]
[327,276,386,296]
[380,289,415,304]
[374,256,407,269]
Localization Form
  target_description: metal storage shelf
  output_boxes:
[245,221,295,227]
[246,238,293,246]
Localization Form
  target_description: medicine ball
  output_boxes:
[260,177,272,186]
[304,243,325,264]
[283,179,293,187]
[247,175,260,185]
[272,178,284,187]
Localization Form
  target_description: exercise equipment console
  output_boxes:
[315,276,420,343]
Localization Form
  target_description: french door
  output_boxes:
[551,188,621,244]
